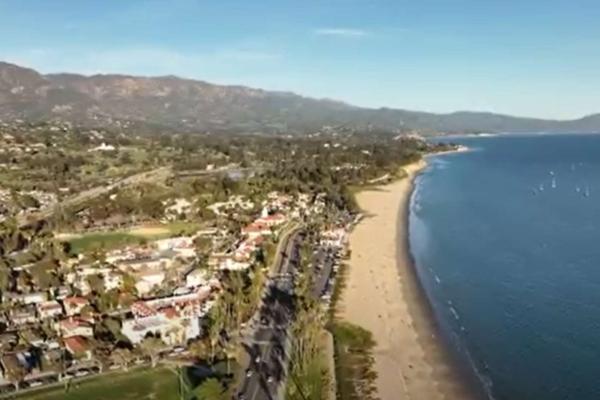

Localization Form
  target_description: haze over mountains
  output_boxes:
[1,61,599,135]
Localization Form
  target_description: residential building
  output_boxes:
[64,336,92,360]
[58,318,94,338]
[7,291,47,305]
[37,301,63,319]
[185,268,209,288]
[62,297,89,316]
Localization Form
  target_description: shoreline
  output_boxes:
[339,155,476,400]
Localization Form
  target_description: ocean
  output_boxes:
[409,134,600,400]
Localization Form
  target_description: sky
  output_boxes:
[1,0,599,120]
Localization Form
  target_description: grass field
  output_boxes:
[65,221,201,254]
[17,368,182,400]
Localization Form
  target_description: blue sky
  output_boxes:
[1,0,599,119]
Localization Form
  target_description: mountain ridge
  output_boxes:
[0,61,598,135]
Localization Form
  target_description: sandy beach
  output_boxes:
[339,159,473,400]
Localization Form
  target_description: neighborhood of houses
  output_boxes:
[0,189,346,392]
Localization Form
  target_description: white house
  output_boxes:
[8,291,47,305]
[88,142,115,152]
[37,301,63,319]
[218,257,252,271]
[10,308,37,325]
[121,311,200,346]
[103,270,123,291]
[185,268,209,288]
[154,237,196,258]
[134,269,166,296]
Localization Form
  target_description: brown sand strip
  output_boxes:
[339,160,474,400]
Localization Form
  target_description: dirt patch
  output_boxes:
[127,225,170,237]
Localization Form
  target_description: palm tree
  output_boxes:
[207,301,226,363]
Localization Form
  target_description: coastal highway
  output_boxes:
[237,229,302,400]
[237,232,340,400]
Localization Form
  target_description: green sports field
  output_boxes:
[17,367,183,400]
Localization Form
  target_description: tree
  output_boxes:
[193,378,227,400]
[0,259,11,297]
[139,336,164,367]
[207,302,226,362]
[5,364,26,391]
[189,338,211,361]
[86,273,105,294]
[111,348,133,371]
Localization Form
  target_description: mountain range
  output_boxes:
[1,61,599,135]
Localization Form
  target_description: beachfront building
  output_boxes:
[320,228,348,248]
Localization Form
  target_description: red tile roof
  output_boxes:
[63,296,88,306]
[64,336,89,354]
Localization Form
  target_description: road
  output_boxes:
[237,233,340,400]
[237,229,302,400]
[17,166,172,227]
[311,246,336,299]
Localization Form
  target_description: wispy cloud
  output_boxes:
[314,28,369,38]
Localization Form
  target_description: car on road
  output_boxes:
[246,369,253,378]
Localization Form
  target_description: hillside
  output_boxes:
[1,61,599,135]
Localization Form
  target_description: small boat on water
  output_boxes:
[576,186,581,193]
[584,187,590,197]
[551,178,557,189]
[539,184,544,191]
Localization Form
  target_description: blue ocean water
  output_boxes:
[409,134,600,400]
